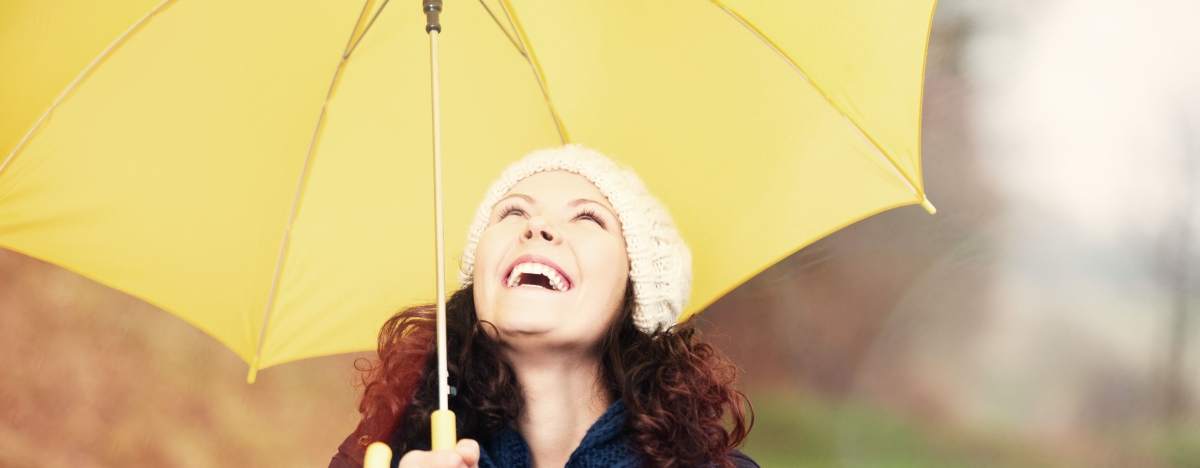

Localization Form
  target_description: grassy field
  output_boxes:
[739,389,1183,468]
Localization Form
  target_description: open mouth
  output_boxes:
[505,262,570,292]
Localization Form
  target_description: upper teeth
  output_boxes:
[507,262,568,291]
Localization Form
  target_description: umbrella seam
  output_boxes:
[497,0,570,144]
[710,1,931,206]
[251,0,379,382]
[0,0,178,180]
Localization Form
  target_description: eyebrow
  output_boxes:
[495,193,534,205]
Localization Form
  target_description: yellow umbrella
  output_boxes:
[0,0,937,388]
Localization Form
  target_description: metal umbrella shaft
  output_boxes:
[363,1,455,464]
[424,0,457,453]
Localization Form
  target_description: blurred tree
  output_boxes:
[0,248,366,467]
[1160,111,1199,424]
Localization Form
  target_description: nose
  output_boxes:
[523,216,560,244]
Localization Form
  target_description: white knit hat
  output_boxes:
[459,145,692,333]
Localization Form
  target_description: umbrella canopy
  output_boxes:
[0,0,937,380]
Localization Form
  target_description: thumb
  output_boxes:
[455,439,481,468]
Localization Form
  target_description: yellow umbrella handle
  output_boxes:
[364,442,392,468]
[431,408,458,450]
[361,412,453,467]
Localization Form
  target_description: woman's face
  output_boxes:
[473,171,629,352]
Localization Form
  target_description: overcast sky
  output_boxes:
[968,0,1200,242]
[923,0,1200,434]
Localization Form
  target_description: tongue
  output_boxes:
[518,273,553,289]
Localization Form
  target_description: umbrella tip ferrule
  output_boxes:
[920,197,936,215]
[424,0,443,33]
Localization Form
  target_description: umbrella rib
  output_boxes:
[0,0,178,179]
[497,0,569,144]
[711,1,935,214]
[249,0,379,383]
[477,0,525,56]
[343,0,391,61]
[495,0,523,52]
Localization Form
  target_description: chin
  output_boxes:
[489,310,559,336]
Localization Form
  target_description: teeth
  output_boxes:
[506,262,568,291]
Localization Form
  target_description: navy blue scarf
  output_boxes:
[407,400,640,468]
[477,400,640,468]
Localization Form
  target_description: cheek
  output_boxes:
[581,234,628,280]
[473,287,494,323]
[598,242,630,323]
[573,233,629,299]
[471,228,513,319]
[473,227,512,280]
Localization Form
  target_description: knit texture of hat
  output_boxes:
[459,145,692,334]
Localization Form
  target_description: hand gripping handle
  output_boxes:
[361,410,455,468]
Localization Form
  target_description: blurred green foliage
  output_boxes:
[1161,427,1200,468]
[740,389,1075,468]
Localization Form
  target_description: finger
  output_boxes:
[396,450,424,468]
[398,450,465,468]
[428,449,471,468]
[455,439,481,467]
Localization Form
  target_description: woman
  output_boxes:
[330,145,756,468]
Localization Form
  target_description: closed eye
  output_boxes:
[498,204,527,220]
[575,209,607,229]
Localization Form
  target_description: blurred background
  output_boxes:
[3,0,1200,466]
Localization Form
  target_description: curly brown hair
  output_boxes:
[352,282,752,467]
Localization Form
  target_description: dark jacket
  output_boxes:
[330,401,759,468]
